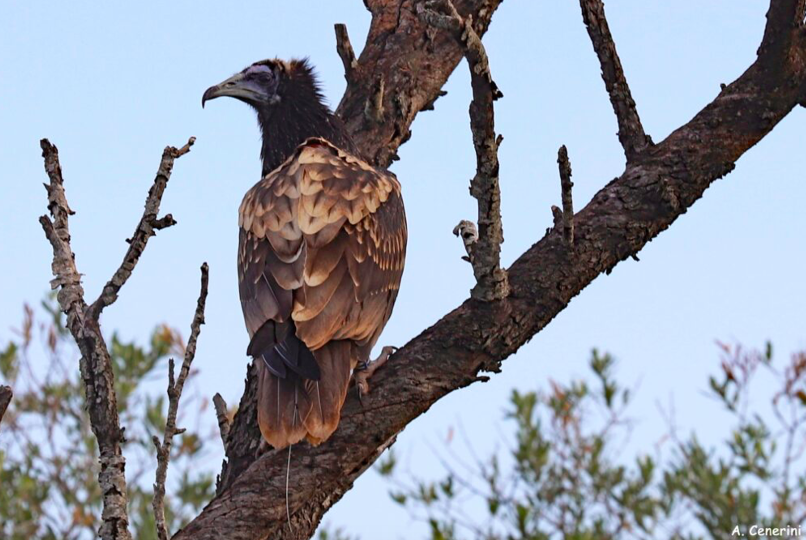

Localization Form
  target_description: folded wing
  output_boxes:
[238,138,406,448]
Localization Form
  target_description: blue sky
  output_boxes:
[2,1,805,537]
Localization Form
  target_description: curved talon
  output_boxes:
[355,346,397,403]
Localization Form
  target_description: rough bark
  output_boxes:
[39,138,195,540]
[557,145,575,246]
[175,1,806,539]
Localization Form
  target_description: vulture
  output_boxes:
[202,59,407,449]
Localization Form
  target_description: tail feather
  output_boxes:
[255,338,354,449]
[252,319,354,449]
[257,365,312,448]
[303,341,354,446]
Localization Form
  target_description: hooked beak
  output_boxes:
[202,72,264,108]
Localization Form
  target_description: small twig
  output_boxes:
[557,145,575,245]
[213,393,231,448]
[579,0,650,162]
[0,385,12,429]
[334,24,358,82]
[90,136,196,319]
[152,263,209,540]
[453,220,478,263]
[551,205,563,230]
[418,0,509,301]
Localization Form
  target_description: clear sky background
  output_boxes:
[2,1,805,538]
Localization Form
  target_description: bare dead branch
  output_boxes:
[557,146,575,246]
[213,393,231,448]
[0,385,12,429]
[39,139,133,540]
[39,137,195,540]
[418,0,509,301]
[579,0,651,162]
[90,137,196,319]
[453,220,478,263]
[334,24,358,82]
[152,263,209,540]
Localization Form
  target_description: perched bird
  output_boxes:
[203,59,407,449]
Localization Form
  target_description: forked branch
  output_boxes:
[39,138,195,540]
[90,137,196,319]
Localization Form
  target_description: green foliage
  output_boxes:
[382,345,806,539]
[0,297,215,539]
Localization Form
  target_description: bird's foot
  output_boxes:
[355,346,397,403]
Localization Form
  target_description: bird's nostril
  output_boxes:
[225,82,236,87]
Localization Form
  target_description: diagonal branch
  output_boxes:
[334,24,358,82]
[177,0,806,537]
[0,385,12,429]
[579,0,651,162]
[418,0,510,300]
[39,138,194,540]
[153,263,209,540]
[90,137,196,319]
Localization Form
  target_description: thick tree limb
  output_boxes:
[579,0,651,162]
[335,0,504,167]
[177,1,806,539]
[153,263,209,540]
[418,0,510,300]
[0,385,12,429]
[39,138,194,540]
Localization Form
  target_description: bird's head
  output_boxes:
[203,57,356,175]
[202,58,320,111]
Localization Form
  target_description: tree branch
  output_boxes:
[213,393,231,449]
[335,0,504,167]
[39,138,194,540]
[90,137,196,319]
[177,1,806,538]
[418,0,510,300]
[579,0,651,162]
[0,385,12,429]
[334,24,358,82]
[153,263,209,540]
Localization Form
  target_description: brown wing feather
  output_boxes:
[239,138,406,448]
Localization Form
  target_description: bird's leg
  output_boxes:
[355,346,397,402]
